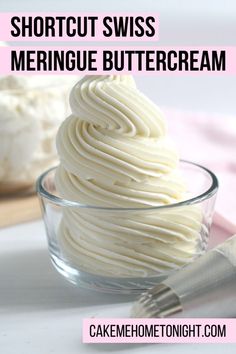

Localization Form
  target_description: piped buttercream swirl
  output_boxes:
[55,75,202,277]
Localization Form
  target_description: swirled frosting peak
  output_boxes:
[69,75,166,138]
[55,75,202,277]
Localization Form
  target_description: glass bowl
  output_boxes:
[37,160,218,294]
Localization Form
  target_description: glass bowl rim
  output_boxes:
[36,159,218,211]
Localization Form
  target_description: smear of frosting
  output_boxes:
[0,73,78,185]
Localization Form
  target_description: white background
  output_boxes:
[0,1,236,353]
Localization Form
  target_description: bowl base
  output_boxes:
[50,253,169,295]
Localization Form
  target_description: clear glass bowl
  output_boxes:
[37,160,218,294]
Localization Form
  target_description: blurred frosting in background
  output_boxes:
[0,41,78,194]
[0,74,78,194]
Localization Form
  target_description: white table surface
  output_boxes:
[0,219,235,354]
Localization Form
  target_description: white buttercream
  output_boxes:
[55,75,202,277]
[0,75,78,185]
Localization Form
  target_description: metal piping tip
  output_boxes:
[131,235,236,318]
[131,283,182,318]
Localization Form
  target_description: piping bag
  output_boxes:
[131,235,236,318]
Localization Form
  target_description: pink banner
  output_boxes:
[0,46,235,75]
[83,318,236,344]
[0,12,159,41]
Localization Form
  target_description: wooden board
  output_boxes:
[0,194,42,228]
